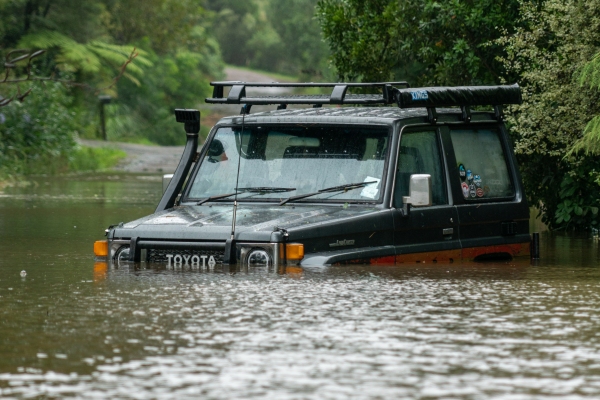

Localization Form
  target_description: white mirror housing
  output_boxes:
[402,174,432,208]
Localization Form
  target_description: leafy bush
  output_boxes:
[499,0,600,230]
[0,81,127,178]
[0,81,83,177]
[316,0,520,84]
[68,146,127,172]
[104,40,222,145]
[207,0,330,79]
[1,0,224,150]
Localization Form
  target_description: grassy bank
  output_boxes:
[0,146,127,187]
[68,146,127,172]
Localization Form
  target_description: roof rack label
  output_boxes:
[411,90,429,101]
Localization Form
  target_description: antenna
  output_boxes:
[223,108,247,264]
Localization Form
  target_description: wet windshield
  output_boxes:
[187,125,390,202]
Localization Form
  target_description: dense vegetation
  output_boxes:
[316,0,521,85]
[2,0,600,230]
[317,0,600,231]
[205,0,330,79]
[498,0,600,230]
[0,0,223,179]
[0,0,328,179]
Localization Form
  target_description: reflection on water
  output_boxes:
[2,174,600,398]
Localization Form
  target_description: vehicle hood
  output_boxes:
[111,204,382,241]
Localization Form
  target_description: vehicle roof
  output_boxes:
[215,106,449,126]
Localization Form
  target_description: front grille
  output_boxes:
[147,248,224,264]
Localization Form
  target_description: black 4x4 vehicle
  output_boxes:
[94,81,530,268]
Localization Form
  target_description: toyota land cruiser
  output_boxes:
[94,81,530,268]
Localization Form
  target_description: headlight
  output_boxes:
[115,246,131,262]
[246,249,272,266]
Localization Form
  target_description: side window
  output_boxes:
[394,130,447,208]
[450,128,514,200]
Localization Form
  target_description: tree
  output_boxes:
[100,0,224,144]
[568,51,600,155]
[499,0,600,230]
[204,0,261,67]
[316,0,521,85]
[266,0,330,78]
[0,0,151,107]
[0,0,224,149]
[0,0,148,177]
[0,81,82,177]
[205,0,330,78]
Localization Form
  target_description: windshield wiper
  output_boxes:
[278,181,377,206]
[237,187,296,193]
[197,187,296,205]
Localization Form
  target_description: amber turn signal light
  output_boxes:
[94,240,108,257]
[286,243,304,260]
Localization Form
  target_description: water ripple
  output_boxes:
[2,264,600,399]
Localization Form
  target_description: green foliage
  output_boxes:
[97,0,224,145]
[104,0,205,56]
[568,116,600,156]
[206,0,330,79]
[0,81,83,178]
[17,30,151,87]
[568,52,600,155]
[1,0,225,152]
[499,0,600,231]
[0,0,110,49]
[316,0,520,85]
[554,172,600,229]
[105,36,223,145]
[68,146,127,172]
[205,0,258,67]
[578,52,600,90]
[262,0,331,78]
[316,0,398,82]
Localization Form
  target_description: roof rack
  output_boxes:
[205,81,410,107]
[204,81,522,121]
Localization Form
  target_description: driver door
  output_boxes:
[392,128,460,263]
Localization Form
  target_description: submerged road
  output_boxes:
[0,173,598,399]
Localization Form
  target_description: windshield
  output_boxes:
[187,124,390,202]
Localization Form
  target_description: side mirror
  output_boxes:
[402,174,432,215]
[163,174,174,193]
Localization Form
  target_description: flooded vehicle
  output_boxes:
[94,82,530,267]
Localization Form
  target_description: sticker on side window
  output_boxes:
[461,182,469,198]
[469,184,477,198]
[459,164,466,180]
[360,176,381,199]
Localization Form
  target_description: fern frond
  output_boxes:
[578,52,600,90]
[17,31,151,78]
[19,30,103,73]
[18,30,73,49]
[566,116,600,156]
[61,43,102,74]
[88,41,153,67]
[122,72,141,87]
[89,41,149,57]
[88,47,131,67]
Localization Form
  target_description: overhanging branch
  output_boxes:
[0,47,139,107]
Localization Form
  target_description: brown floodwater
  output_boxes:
[1,174,600,399]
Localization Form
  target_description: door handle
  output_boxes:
[443,228,454,236]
